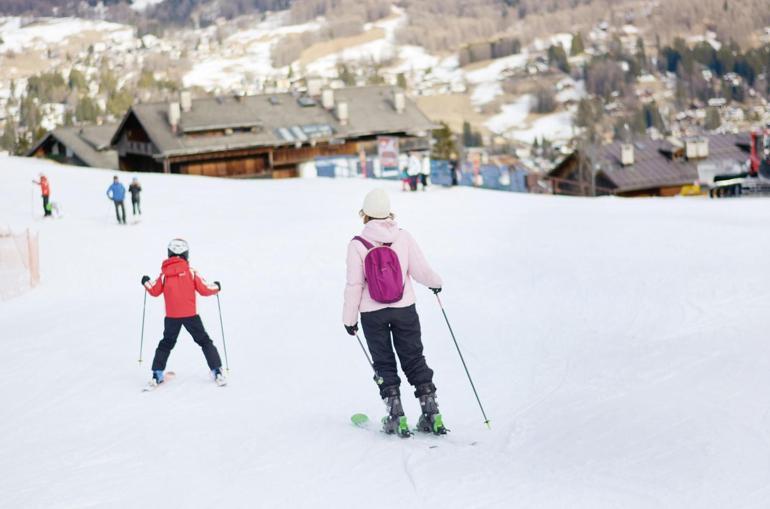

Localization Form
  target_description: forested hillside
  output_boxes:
[2,0,769,50]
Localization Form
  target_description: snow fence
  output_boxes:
[0,228,39,300]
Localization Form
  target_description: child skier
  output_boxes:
[343,188,446,436]
[141,239,226,389]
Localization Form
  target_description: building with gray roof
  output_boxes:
[27,124,119,170]
[109,86,436,178]
[549,133,749,197]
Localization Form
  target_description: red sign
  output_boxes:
[377,136,399,169]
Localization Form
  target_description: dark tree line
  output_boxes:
[659,38,770,93]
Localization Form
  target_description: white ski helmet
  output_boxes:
[167,238,189,260]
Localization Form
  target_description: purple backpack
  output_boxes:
[354,236,404,304]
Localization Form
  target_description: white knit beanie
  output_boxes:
[362,188,391,219]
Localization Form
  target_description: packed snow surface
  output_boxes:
[4,158,770,507]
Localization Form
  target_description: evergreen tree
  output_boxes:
[547,44,570,73]
[76,96,101,122]
[396,73,407,90]
[431,122,457,160]
[337,64,355,86]
[462,121,482,147]
[635,37,647,73]
[107,89,133,117]
[705,107,721,130]
[1,116,17,153]
[570,33,585,56]
[68,69,87,91]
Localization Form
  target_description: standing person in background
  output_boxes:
[343,189,447,437]
[106,175,127,225]
[407,151,421,192]
[420,152,431,191]
[32,173,52,217]
[129,177,142,217]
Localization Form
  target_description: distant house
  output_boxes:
[549,134,749,197]
[109,86,437,178]
[27,124,119,170]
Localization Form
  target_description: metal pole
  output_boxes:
[355,332,383,386]
[435,294,491,429]
[139,290,147,363]
[216,293,230,372]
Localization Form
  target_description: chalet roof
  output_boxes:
[112,86,437,159]
[596,134,748,193]
[27,124,119,170]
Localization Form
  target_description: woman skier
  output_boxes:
[141,239,226,389]
[343,188,446,436]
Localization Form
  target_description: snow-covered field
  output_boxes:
[0,17,135,54]
[4,158,770,507]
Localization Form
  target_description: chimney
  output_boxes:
[393,91,405,114]
[307,79,322,97]
[168,102,181,134]
[685,138,698,160]
[322,89,335,110]
[180,91,192,113]
[697,137,709,158]
[336,101,348,126]
[620,143,634,166]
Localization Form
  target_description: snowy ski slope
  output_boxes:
[3,157,770,508]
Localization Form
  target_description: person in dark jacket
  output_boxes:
[128,177,142,216]
[106,176,126,224]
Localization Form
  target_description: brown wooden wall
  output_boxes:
[120,153,163,173]
[179,154,269,177]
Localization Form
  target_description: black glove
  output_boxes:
[345,323,358,336]
[430,287,442,295]
[141,275,150,285]
[214,281,221,290]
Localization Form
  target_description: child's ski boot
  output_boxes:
[415,383,447,435]
[143,370,165,391]
[380,386,411,438]
[212,367,227,387]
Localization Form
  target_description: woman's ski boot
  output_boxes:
[380,386,412,438]
[415,383,447,435]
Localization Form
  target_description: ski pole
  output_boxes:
[435,293,491,429]
[216,293,230,372]
[355,332,384,386]
[139,290,147,363]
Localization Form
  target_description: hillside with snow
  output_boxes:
[3,158,770,507]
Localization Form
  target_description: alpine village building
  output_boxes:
[26,123,119,170]
[108,85,436,178]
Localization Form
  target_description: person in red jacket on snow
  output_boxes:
[31,173,52,217]
[141,238,226,388]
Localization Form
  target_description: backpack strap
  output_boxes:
[353,236,375,250]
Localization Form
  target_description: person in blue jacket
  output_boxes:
[106,175,127,225]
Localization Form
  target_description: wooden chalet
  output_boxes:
[110,86,436,178]
[549,134,749,197]
[27,124,119,170]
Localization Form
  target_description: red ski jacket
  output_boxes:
[36,177,50,197]
[144,257,219,318]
